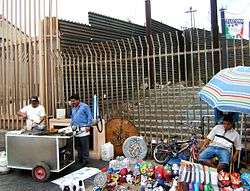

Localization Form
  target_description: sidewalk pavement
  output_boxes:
[0,129,107,191]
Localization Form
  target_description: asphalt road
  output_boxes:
[0,130,107,191]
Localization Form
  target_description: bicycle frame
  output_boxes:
[170,138,198,161]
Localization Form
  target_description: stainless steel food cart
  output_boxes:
[6,132,75,182]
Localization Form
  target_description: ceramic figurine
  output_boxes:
[145,183,153,191]
[152,186,164,191]
[119,168,128,183]
[140,161,148,175]
[154,165,165,180]
[164,164,172,182]
[141,175,148,186]
[126,172,134,185]
[147,162,155,177]
[169,178,178,191]
[172,164,179,176]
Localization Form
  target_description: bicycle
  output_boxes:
[153,134,199,164]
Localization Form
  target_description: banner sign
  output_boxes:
[225,19,244,39]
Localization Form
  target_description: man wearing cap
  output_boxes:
[69,94,93,166]
[17,96,46,131]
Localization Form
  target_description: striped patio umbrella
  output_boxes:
[198,66,250,114]
[198,66,250,168]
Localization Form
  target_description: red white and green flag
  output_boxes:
[225,19,244,39]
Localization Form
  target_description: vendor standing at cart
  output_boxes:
[69,94,93,166]
[17,96,46,131]
[199,115,241,172]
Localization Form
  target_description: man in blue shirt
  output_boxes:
[70,94,93,166]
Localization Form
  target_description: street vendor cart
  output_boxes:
[5,132,75,182]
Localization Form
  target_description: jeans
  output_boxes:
[199,146,230,165]
[75,136,89,163]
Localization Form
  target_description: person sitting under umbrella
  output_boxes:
[199,115,241,172]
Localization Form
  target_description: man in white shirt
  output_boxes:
[17,96,46,130]
[199,115,241,171]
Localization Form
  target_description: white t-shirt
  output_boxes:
[20,104,45,130]
[207,124,241,151]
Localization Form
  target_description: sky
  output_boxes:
[58,0,250,39]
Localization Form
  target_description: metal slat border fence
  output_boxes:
[0,0,58,129]
[0,1,249,149]
[55,30,249,144]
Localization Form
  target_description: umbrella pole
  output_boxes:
[237,113,244,169]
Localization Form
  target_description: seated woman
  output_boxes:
[199,115,241,172]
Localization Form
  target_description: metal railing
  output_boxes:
[0,0,58,129]
[54,31,249,142]
[0,0,249,146]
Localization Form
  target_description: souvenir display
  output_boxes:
[178,161,221,191]
[122,136,147,160]
[92,150,248,191]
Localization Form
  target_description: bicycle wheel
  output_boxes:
[153,143,173,164]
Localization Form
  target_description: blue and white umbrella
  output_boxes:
[198,66,250,168]
[198,66,250,114]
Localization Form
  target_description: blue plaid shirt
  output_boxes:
[70,102,93,127]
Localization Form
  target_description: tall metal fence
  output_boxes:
[0,0,58,129]
[0,0,249,149]
[55,30,250,143]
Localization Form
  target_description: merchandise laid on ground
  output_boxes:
[91,159,250,191]
[1,131,249,191]
[50,136,249,191]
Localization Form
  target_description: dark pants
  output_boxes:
[75,136,89,163]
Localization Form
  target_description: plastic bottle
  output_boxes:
[78,180,85,191]
[63,186,71,191]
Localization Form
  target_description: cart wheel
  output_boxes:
[32,162,50,182]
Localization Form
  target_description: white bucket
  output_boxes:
[100,142,114,162]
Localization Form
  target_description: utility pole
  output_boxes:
[220,8,226,35]
[145,0,152,37]
[145,0,154,88]
[210,0,220,73]
[210,0,219,49]
[220,7,228,68]
[185,6,197,28]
